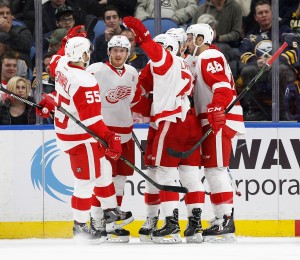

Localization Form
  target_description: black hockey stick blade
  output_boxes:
[167,42,288,159]
[43,94,188,193]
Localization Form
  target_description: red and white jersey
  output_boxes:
[193,48,245,134]
[86,61,140,143]
[184,54,198,80]
[50,55,107,151]
[148,44,193,126]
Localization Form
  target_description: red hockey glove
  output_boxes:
[104,131,122,160]
[123,16,152,45]
[207,104,226,133]
[35,96,55,118]
[62,25,87,45]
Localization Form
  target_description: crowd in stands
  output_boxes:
[1,0,300,125]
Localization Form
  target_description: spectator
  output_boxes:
[120,29,149,72]
[96,0,137,18]
[1,50,18,88]
[45,28,68,53]
[0,76,36,125]
[54,5,75,31]
[134,0,197,25]
[192,0,242,47]
[10,0,36,36]
[0,44,28,79]
[0,0,33,69]
[238,0,298,121]
[285,2,300,33]
[91,5,125,63]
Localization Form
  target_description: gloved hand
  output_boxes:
[62,25,87,45]
[123,16,152,45]
[104,131,122,160]
[36,96,55,118]
[207,103,226,133]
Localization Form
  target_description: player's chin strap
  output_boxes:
[42,93,188,194]
[192,38,204,57]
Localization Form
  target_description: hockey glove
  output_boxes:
[36,96,55,118]
[104,131,122,160]
[123,16,152,45]
[207,104,226,134]
[62,25,87,45]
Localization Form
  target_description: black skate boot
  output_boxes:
[104,208,134,232]
[90,216,107,237]
[138,214,159,242]
[184,208,203,243]
[202,209,236,242]
[73,221,105,244]
[152,209,181,244]
[107,228,130,243]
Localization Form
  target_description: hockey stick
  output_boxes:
[227,168,241,197]
[0,84,42,109]
[43,94,188,193]
[132,131,145,155]
[167,42,288,159]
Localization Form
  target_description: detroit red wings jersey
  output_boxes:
[149,48,193,126]
[50,55,105,151]
[193,48,245,134]
[87,61,139,143]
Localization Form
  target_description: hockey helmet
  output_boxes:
[65,37,93,63]
[166,27,187,45]
[153,33,179,55]
[107,35,131,53]
[186,23,214,45]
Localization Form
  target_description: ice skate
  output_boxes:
[139,215,159,242]
[104,208,134,232]
[90,216,107,237]
[202,209,237,243]
[73,221,105,244]
[152,209,182,244]
[184,208,203,243]
[107,228,130,243]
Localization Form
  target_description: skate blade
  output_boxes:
[186,233,203,243]
[73,235,106,245]
[152,234,182,244]
[106,234,129,243]
[106,216,134,232]
[204,233,237,243]
[139,234,153,242]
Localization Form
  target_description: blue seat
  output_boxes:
[93,19,105,44]
[12,19,26,27]
[142,18,179,37]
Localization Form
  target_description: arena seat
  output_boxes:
[142,18,179,37]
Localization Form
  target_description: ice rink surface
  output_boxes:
[1,237,299,260]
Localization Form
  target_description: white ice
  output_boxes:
[1,237,299,260]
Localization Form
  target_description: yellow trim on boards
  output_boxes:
[0,220,296,239]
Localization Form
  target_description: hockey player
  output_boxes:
[86,35,148,242]
[123,16,205,244]
[165,27,188,58]
[36,29,134,243]
[188,23,246,242]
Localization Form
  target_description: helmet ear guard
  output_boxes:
[153,34,179,55]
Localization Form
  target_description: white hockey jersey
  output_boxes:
[149,47,193,126]
[50,55,107,151]
[86,61,140,143]
[193,48,245,134]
